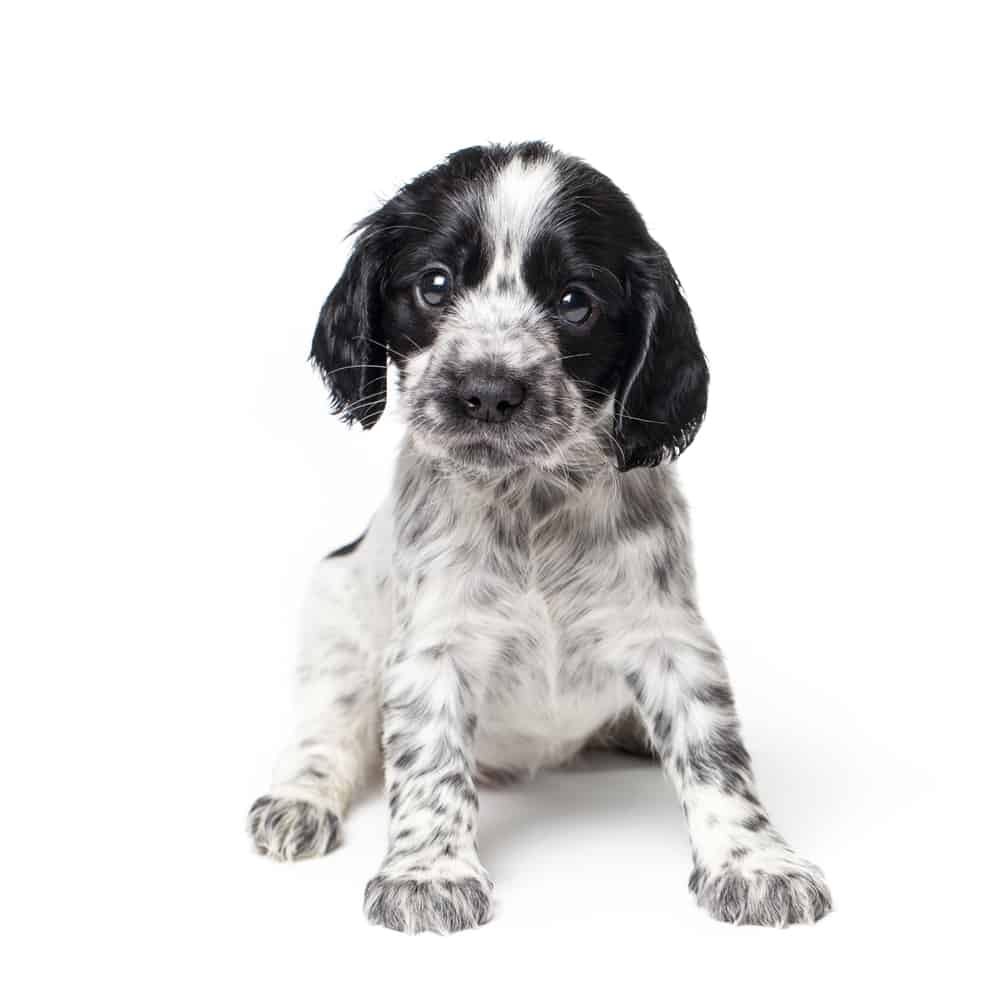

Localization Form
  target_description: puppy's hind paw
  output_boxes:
[690,853,832,927]
[364,871,494,935]
[247,795,340,862]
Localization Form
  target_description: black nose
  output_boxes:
[457,373,526,423]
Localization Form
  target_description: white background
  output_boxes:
[3,1,998,996]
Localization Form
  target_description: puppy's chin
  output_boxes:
[409,421,562,475]
[409,417,611,480]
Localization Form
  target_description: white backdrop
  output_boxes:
[3,2,998,996]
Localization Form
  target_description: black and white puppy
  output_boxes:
[248,142,832,933]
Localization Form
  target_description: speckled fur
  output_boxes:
[248,143,831,933]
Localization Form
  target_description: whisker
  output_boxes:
[383,343,408,361]
[362,224,434,238]
[323,363,390,377]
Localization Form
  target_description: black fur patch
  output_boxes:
[326,529,367,558]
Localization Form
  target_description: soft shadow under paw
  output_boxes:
[247,795,340,862]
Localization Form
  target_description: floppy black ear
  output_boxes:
[615,247,709,470]
[310,230,388,428]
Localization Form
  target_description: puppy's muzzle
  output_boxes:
[457,372,526,424]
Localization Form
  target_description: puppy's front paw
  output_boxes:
[364,864,494,934]
[247,795,340,862]
[690,851,832,927]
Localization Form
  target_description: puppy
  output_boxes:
[248,142,832,933]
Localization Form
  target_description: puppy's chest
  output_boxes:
[500,499,632,615]
[478,509,631,716]
[475,579,627,770]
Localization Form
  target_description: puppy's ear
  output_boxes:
[310,226,388,429]
[615,246,709,470]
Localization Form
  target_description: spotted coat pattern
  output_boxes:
[247,143,831,933]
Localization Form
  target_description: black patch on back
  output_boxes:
[326,530,367,558]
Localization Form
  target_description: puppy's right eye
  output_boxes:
[417,269,452,308]
[557,286,595,326]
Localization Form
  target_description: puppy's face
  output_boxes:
[311,143,708,472]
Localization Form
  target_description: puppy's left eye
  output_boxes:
[558,287,595,326]
[417,269,452,308]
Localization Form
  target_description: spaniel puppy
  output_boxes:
[247,142,832,933]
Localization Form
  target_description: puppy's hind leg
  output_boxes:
[248,552,381,862]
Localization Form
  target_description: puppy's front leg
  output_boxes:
[626,624,832,926]
[364,642,492,934]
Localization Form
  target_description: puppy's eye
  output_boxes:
[558,287,594,326]
[417,269,452,308]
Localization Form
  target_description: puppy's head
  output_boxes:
[311,143,708,472]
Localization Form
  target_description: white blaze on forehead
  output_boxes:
[483,155,559,285]
[444,292,551,369]
[430,153,562,373]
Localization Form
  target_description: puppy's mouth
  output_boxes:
[429,421,554,460]
[410,401,575,470]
